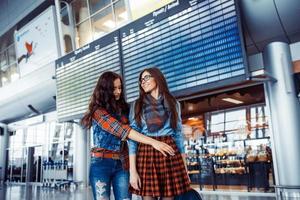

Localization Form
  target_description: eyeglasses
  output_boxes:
[140,75,153,84]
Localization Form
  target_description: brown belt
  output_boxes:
[91,152,120,160]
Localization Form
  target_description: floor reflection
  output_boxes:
[0,183,277,200]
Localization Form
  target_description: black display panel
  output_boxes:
[55,32,121,121]
[120,0,247,102]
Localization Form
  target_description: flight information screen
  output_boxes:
[55,32,121,121]
[55,0,247,121]
[121,0,247,102]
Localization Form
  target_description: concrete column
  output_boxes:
[25,147,34,183]
[0,123,9,183]
[54,0,65,56]
[73,123,88,187]
[263,42,300,198]
[77,3,90,47]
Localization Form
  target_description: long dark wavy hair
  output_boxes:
[134,67,178,130]
[81,71,129,128]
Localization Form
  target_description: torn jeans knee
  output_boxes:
[95,180,109,200]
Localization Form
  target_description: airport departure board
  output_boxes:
[55,0,247,121]
[121,0,247,102]
[55,32,121,121]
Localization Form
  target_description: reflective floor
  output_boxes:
[0,184,277,200]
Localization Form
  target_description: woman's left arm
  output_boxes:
[173,102,189,173]
[173,102,185,154]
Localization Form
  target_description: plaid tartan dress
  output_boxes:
[130,136,190,197]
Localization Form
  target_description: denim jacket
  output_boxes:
[128,100,185,155]
[91,109,131,151]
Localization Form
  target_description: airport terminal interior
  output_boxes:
[0,0,300,199]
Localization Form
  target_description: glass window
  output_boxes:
[211,112,224,124]
[0,64,19,86]
[71,0,89,24]
[64,35,73,53]
[226,109,245,122]
[0,28,15,52]
[10,130,25,149]
[76,19,92,47]
[91,6,114,40]
[61,6,70,26]
[36,124,47,146]
[251,106,267,127]
[89,0,111,15]
[0,65,10,86]
[250,106,268,138]
[210,112,224,133]
[7,45,16,64]
[26,127,36,145]
[9,64,19,82]
[0,51,8,68]
[114,0,128,26]
[7,120,75,182]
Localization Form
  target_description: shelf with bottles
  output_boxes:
[212,153,247,175]
[186,148,200,172]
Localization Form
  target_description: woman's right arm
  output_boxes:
[93,108,174,156]
[127,129,174,156]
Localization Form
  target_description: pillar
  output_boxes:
[0,123,9,183]
[73,123,88,187]
[263,42,300,198]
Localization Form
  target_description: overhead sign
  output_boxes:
[121,0,248,101]
[15,6,59,77]
[55,0,248,121]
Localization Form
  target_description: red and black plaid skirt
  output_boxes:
[129,135,190,197]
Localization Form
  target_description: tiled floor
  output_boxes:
[0,183,278,200]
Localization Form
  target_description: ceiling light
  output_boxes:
[103,20,116,29]
[188,104,194,111]
[222,98,243,104]
[188,117,198,120]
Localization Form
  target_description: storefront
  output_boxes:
[180,84,275,192]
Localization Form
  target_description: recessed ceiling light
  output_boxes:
[222,98,243,104]
[188,117,198,120]
[188,104,194,111]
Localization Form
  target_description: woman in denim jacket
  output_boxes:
[129,68,190,200]
[81,71,175,200]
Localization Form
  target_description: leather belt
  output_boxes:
[91,152,120,160]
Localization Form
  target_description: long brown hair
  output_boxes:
[81,71,129,128]
[134,67,178,130]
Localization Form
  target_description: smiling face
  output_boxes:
[140,71,157,93]
[113,78,122,100]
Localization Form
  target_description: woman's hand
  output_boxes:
[128,129,175,156]
[130,170,141,190]
[181,153,191,183]
[150,140,175,156]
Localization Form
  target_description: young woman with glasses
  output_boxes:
[81,71,175,200]
[129,67,191,200]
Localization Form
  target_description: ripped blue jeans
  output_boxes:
[90,157,131,200]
